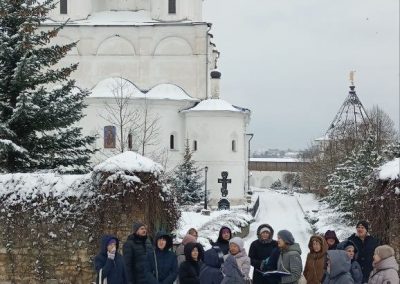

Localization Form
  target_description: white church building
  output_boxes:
[44,0,251,205]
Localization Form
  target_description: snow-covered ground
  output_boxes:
[243,189,313,265]
[243,188,354,266]
[177,187,354,268]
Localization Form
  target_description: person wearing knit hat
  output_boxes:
[277,230,295,245]
[276,230,302,284]
[348,221,380,283]
[221,237,251,283]
[95,235,127,284]
[324,230,340,250]
[249,224,278,284]
[123,221,153,284]
[368,245,399,284]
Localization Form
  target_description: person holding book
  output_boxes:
[249,224,278,284]
[276,230,303,284]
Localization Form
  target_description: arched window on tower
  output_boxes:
[232,140,237,152]
[170,134,175,150]
[193,140,198,151]
[168,0,176,14]
[60,0,67,14]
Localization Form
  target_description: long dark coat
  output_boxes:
[179,243,204,284]
[94,235,128,284]
[123,233,153,284]
[146,232,178,284]
[348,234,380,283]
[249,224,279,284]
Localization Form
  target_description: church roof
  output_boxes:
[182,98,249,113]
[89,78,198,101]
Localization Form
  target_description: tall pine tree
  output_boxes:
[327,132,383,219]
[0,0,96,172]
[171,139,204,205]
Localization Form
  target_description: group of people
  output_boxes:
[94,220,399,284]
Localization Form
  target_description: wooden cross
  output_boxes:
[218,171,231,197]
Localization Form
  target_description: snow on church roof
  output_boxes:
[93,151,163,174]
[183,99,247,113]
[89,78,198,101]
[378,158,400,181]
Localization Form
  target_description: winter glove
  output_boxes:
[261,257,270,270]
[260,260,266,270]
[107,251,115,260]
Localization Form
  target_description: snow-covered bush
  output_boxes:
[0,152,179,283]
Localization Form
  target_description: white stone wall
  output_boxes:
[184,111,249,205]
[81,97,194,166]
[50,24,209,100]
[47,0,203,22]
[250,171,293,188]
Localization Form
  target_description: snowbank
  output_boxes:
[378,158,399,181]
[93,151,163,174]
[296,192,353,240]
[0,173,90,207]
[250,157,301,163]
[177,210,253,249]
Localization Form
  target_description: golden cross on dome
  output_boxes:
[349,70,356,86]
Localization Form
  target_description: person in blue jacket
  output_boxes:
[94,235,127,284]
[146,231,178,284]
[199,246,225,284]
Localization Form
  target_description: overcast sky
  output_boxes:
[203,0,399,151]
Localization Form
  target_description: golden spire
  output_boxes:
[349,70,356,86]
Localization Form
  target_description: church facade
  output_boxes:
[44,0,251,205]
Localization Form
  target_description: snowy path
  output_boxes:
[243,189,313,265]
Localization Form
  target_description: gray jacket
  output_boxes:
[323,250,354,284]
[368,256,399,284]
[351,261,363,284]
[278,243,303,284]
[221,252,250,284]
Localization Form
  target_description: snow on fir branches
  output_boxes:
[327,132,383,219]
[171,139,205,205]
[0,0,96,173]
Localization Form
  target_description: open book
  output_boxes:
[256,269,291,276]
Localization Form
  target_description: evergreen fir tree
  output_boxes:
[327,132,383,219]
[381,141,400,161]
[171,139,204,205]
[0,0,96,172]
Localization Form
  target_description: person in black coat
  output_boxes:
[249,224,278,284]
[211,226,232,255]
[347,220,380,283]
[179,242,204,284]
[199,246,224,284]
[123,222,153,284]
[94,235,128,284]
[145,231,178,284]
